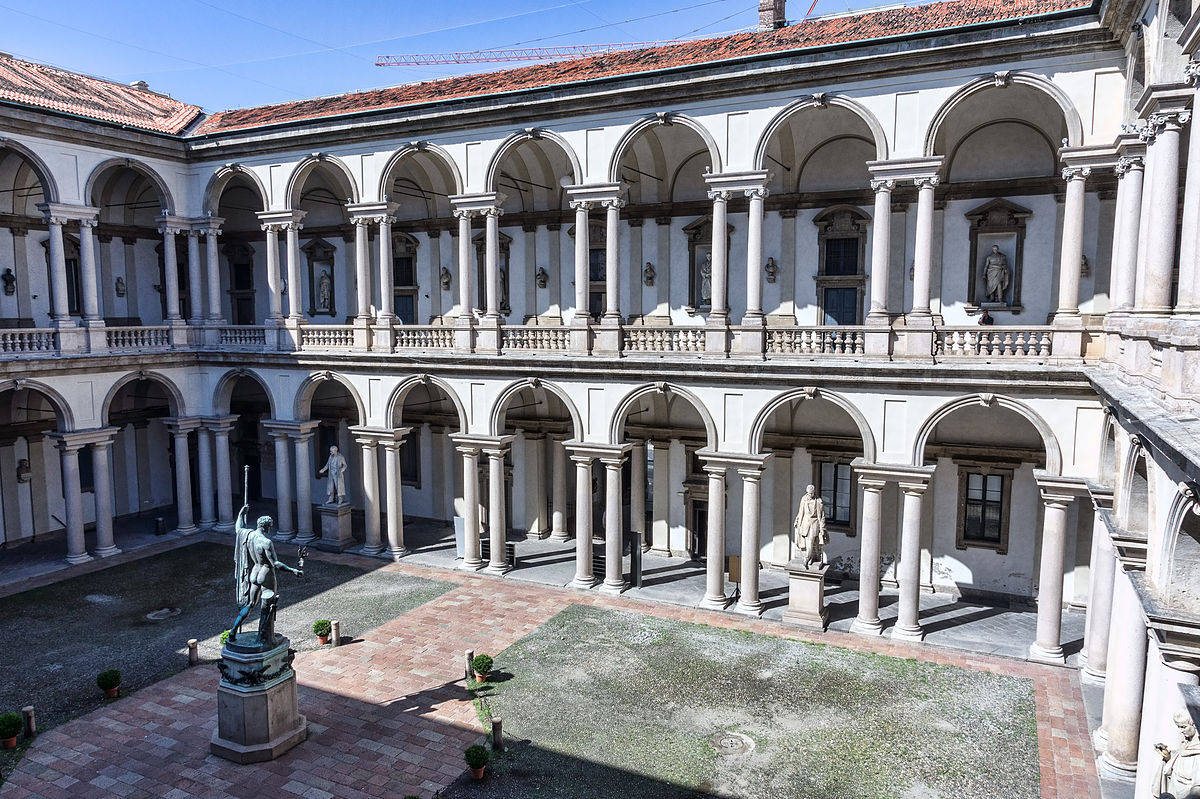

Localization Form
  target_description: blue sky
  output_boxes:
[0,0,864,112]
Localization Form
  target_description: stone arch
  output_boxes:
[747,387,877,461]
[489,378,583,438]
[101,370,185,422]
[923,72,1084,157]
[1158,484,1200,592]
[212,368,278,418]
[607,113,723,183]
[1118,437,1151,531]
[293,371,367,422]
[753,94,889,169]
[484,129,582,194]
[84,157,176,213]
[609,383,717,448]
[0,378,75,431]
[385,374,468,431]
[1099,412,1119,486]
[203,164,269,215]
[377,142,464,201]
[284,154,361,209]
[912,394,1062,474]
[0,137,60,203]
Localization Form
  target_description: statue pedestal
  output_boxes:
[315,502,354,552]
[211,636,307,764]
[781,559,829,631]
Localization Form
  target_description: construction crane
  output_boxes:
[375,41,681,66]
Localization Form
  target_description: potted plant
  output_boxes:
[97,669,121,699]
[471,654,493,683]
[313,620,332,645]
[0,712,21,749]
[220,629,231,646]
[464,744,489,780]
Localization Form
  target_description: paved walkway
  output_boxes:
[0,553,1099,799]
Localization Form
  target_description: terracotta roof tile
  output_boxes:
[193,0,1091,136]
[0,53,201,135]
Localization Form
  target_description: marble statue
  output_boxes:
[1155,711,1200,798]
[535,266,548,289]
[699,252,713,305]
[318,445,348,504]
[643,261,656,287]
[317,270,332,311]
[229,501,303,647]
[114,275,126,298]
[982,245,1010,303]
[793,485,829,570]
[1,267,14,296]
[440,266,452,291]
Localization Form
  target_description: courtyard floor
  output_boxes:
[0,545,1098,799]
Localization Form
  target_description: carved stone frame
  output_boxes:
[303,237,337,317]
[391,231,420,324]
[954,460,1015,555]
[472,229,511,316]
[682,216,733,315]
[812,205,870,326]
[964,198,1031,314]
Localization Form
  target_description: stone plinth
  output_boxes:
[315,502,353,552]
[211,636,306,764]
[782,559,829,631]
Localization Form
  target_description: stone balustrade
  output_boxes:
[499,325,570,352]
[0,328,57,356]
[218,326,267,349]
[105,325,171,352]
[394,325,455,350]
[298,325,356,351]
[934,327,1054,359]
[622,326,705,354]
[765,326,867,356]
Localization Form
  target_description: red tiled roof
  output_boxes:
[0,53,201,135]
[193,0,1092,136]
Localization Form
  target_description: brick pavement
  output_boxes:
[0,557,1100,799]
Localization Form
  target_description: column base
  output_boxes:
[1080,665,1107,686]
[700,593,730,610]
[571,575,599,590]
[1092,726,1110,752]
[1097,752,1137,782]
[549,531,571,543]
[65,552,94,566]
[483,562,511,576]
[357,544,385,557]
[387,546,410,561]
[199,517,217,531]
[600,579,628,595]
[849,617,884,636]
[461,557,485,572]
[214,522,235,534]
[1027,642,1066,665]
[734,598,763,617]
[273,530,295,543]
[175,524,200,536]
[890,623,925,642]
[94,545,122,558]
[293,532,318,545]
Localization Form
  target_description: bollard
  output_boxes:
[491,716,504,752]
[187,638,199,666]
[464,650,474,682]
[155,517,165,536]
[331,620,341,647]
[21,706,35,738]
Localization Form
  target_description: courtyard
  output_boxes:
[0,544,1097,799]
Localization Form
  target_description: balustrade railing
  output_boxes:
[500,325,569,352]
[934,327,1053,358]
[106,325,170,352]
[765,327,866,356]
[0,328,56,356]
[394,325,455,350]
[299,325,355,350]
[218,326,267,349]
[622,326,705,354]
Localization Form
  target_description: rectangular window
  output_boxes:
[816,460,852,527]
[393,254,418,325]
[824,237,859,276]
[401,430,420,487]
[962,472,1004,544]
[822,287,859,326]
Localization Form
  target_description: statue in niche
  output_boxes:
[229,495,304,647]
[643,262,656,287]
[534,266,548,289]
[114,276,126,298]
[1154,711,1200,798]
[764,257,778,284]
[316,270,332,312]
[16,458,30,483]
[793,485,829,570]
[439,266,452,291]
[699,252,713,305]
[981,245,1010,304]
[318,445,348,504]
[2,268,15,296]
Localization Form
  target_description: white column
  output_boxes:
[600,455,626,594]
[205,226,223,323]
[851,478,886,635]
[571,454,596,588]
[1109,157,1145,313]
[910,176,939,319]
[1178,64,1200,311]
[169,423,196,534]
[892,480,927,641]
[485,445,509,574]
[1054,167,1090,321]
[1029,490,1071,663]
[700,461,728,610]
[56,438,91,564]
[571,201,591,318]
[483,208,502,321]
[1083,505,1116,682]
[45,216,73,324]
[359,437,382,555]
[603,199,624,322]
[78,218,101,322]
[454,210,474,319]
[630,442,646,550]
[735,465,765,616]
[868,179,894,322]
[161,225,184,322]
[261,223,283,322]
[186,230,204,323]
[293,428,315,543]
[708,189,730,323]
[550,438,569,541]
[526,434,547,538]
[354,217,372,321]
[91,437,119,557]
[377,215,394,321]
[271,431,293,539]
[213,419,235,531]
[196,427,216,529]
[1098,568,1148,780]
[384,434,408,559]
[459,445,483,570]
[744,186,768,324]
[1139,111,1188,313]
[285,220,304,319]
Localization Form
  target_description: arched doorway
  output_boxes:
[106,375,186,534]
[297,377,365,550]
[0,143,56,328]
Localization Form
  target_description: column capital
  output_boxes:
[450,432,508,454]
[379,426,414,450]
[869,178,895,193]
[568,199,594,212]
[204,414,240,434]
[197,215,225,236]
[37,202,100,225]
[48,426,120,450]
[1185,59,1200,86]
[1149,109,1191,132]
[1061,165,1092,182]
[600,197,627,211]
[164,417,203,435]
[1114,155,1145,177]
[448,192,506,214]
[481,206,504,220]
[706,188,731,202]
[913,174,940,190]
[698,450,772,472]
[155,213,190,235]
[564,183,622,207]
[858,476,888,492]
[703,170,770,195]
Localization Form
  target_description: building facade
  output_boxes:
[1,0,1198,793]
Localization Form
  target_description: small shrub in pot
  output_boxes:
[471,654,493,682]
[97,669,121,698]
[464,743,490,779]
[0,712,22,749]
